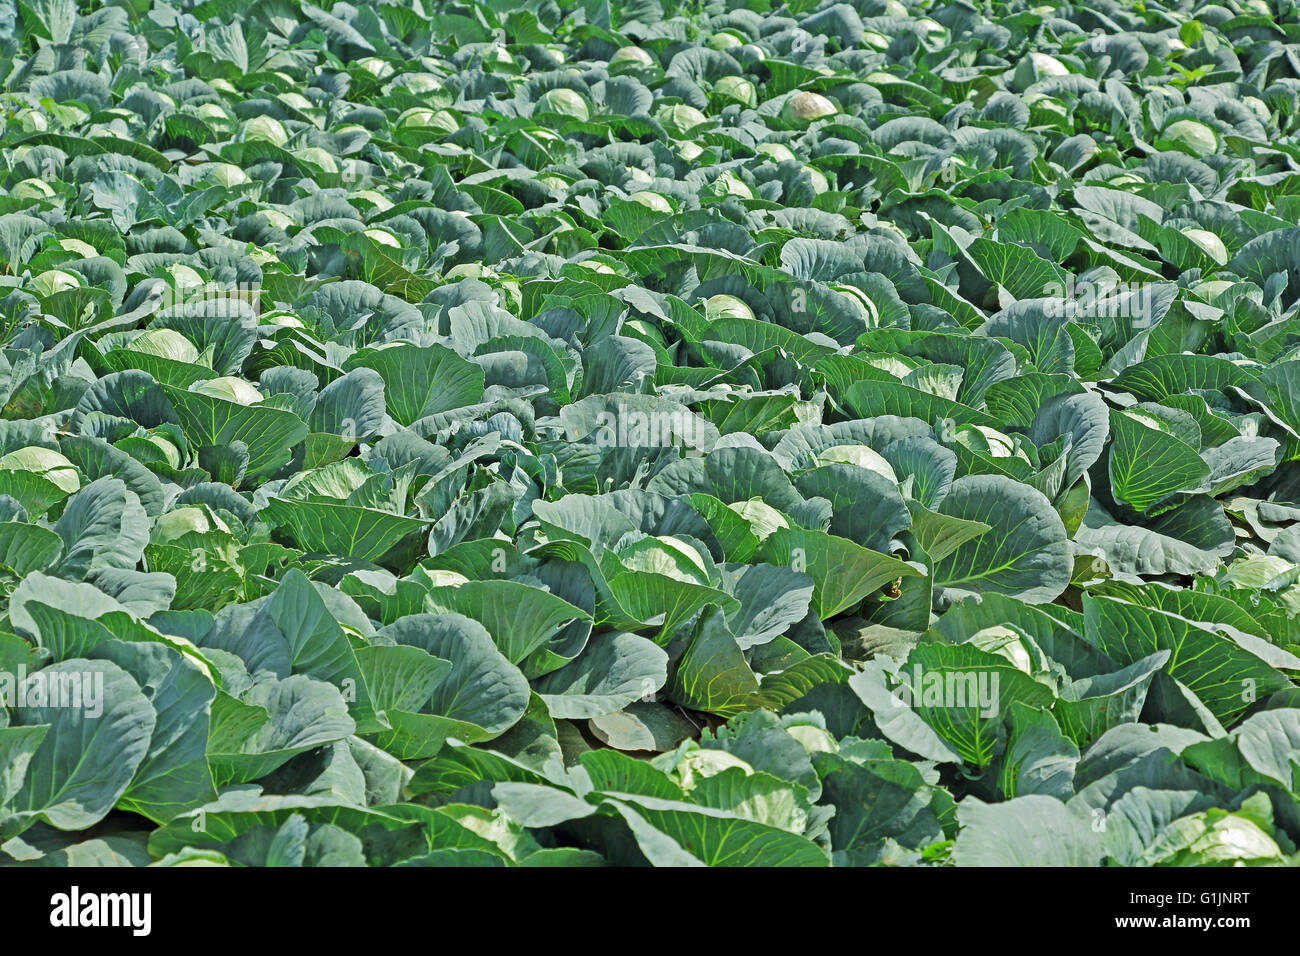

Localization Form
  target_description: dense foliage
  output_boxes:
[2,0,1300,867]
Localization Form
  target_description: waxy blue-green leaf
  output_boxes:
[161,385,308,483]
[954,795,1102,866]
[535,631,668,719]
[262,497,428,563]
[1083,596,1292,726]
[2,0,1298,868]
[1107,409,1208,514]
[207,676,356,788]
[345,343,486,425]
[756,526,920,619]
[933,475,1072,603]
[5,660,154,837]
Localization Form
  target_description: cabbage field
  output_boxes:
[1,0,1300,869]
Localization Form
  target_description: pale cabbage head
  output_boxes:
[536,88,591,121]
[191,376,264,405]
[781,91,838,126]
[128,328,200,364]
[704,294,755,321]
[0,447,80,494]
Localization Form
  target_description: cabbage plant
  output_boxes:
[0,0,1298,870]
